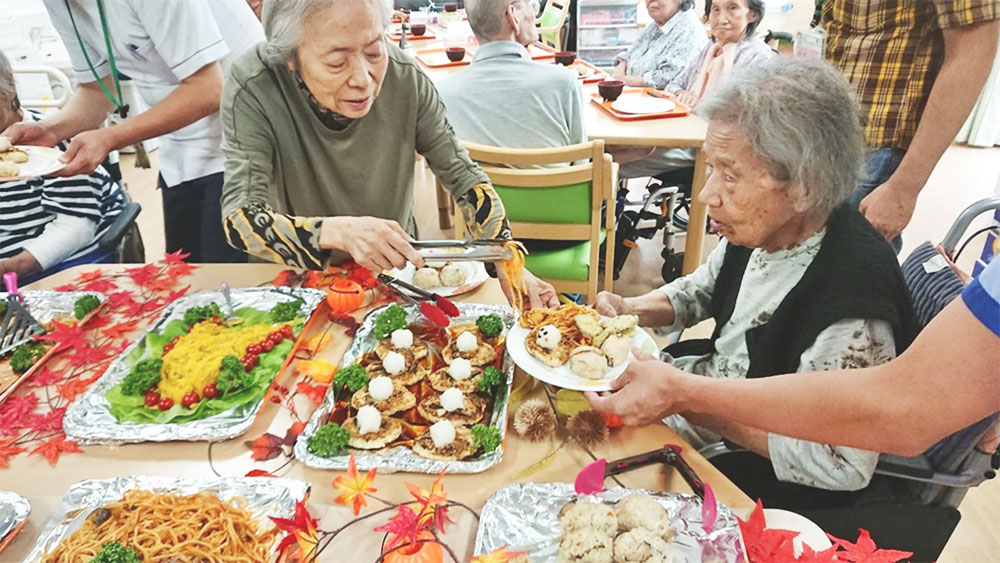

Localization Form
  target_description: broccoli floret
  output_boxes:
[333,363,369,393]
[476,314,504,338]
[471,423,502,453]
[91,541,140,563]
[374,305,408,340]
[476,366,504,393]
[216,354,252,396]
[182,303,222,327]
[307,423,350,458]
[270,299,303,323]
[10,342,46,374]
[73,294,101,320]
[120,358,163,396]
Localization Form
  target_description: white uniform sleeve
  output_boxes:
[127,0,230,81]
[656,240,728,331]
[43,0,110,82]
[20,214,98,270]
[766,318,896,490]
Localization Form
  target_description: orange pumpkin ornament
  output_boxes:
[326,278,366,313]
[382,530,444,563]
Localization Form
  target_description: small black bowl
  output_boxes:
[598,79,624,102]
[445,47,466,62]
[554,51,576,66]
[410,23,426,36]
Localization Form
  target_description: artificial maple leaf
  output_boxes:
[23,408,65,434]
[162,249,191,264]
[328,312,360,337]
[80,278,118,293]
[164,286,191,304]
[0,438,26,469]
[245,469,277,478]
[125,263,160,287]
[297,333,332,356]
[796,543,841,562]
[27,367,62,388]
[63,343,112,369]
[302,270,324,289]
[332,452,377,515]
[373,504,420,552]
[406,468,452,532]
[56,377,94,403]
[81,312,112,330]
[41,321,86,353]
[271,500,320,557]
[106,290,138,310]
[470,545,532,563]
[140,297,166,315]
[101,319,140,340]
[75,269,105,283]
[245,433,285,461]
[295,359,336,384]
[828,529,913,563]
[144,276,180,292]
[53,283,76,292]
[283,421,307,446]
[296,381,328,404]
[30,434,83,466]
[272,270,302,287]
[0,394,39,420]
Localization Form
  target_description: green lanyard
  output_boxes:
[64,0,129,118]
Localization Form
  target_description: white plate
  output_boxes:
[507,321,658,391]
[610,96,676,115]
[0,145,65,182]
[389,261,489,297]
[762,509,833,556]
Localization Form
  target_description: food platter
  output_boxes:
[24,476,309,562]
[0,491,30,555]
[389,261,489,297]
[296,302,515,473]
[63,287,324,444]
[474,483,745,562]
[0,146,65,182]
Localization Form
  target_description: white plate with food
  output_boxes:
[507,303,658,391]
[0,142,65,181]
[389,260,489,297]
[610,96,676,115]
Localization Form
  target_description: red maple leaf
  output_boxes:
[797,543,841,562]
[283,421,307,446]
[245,432,285,461]
[271,500,320,556]
[828,529,913,563]
[328,312,360,337]
[140,297,166,315]
[144,276,179,292]
[296,381,329,404]
[42,321,87,353]
[302,270,324,289]
[106,290,138,310]
[82,312,112,330]
[164,286,191,304]
[101,320,140,340]
[23,407,65,433]
[53,283,76,292]
[30,434,83,466]
[272,270,302,287]
[81,278,118,293]
[75,269,105,283]
[245,469,277,478]
[374,504,422,552]
[0,394,39,420]
[125,264,160,287]
[27,367,62,388]
[162,249,191,264]
[63,343,111,369]
[56,375,98,403]
[0,438,26,468]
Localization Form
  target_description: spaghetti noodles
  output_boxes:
[43,490,278,562]
[519,302,600,347]
[501,240,528,311]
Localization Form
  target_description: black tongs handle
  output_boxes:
[604,444,706,500]
[377,272,434,300]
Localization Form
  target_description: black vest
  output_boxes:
[665,204,919,378]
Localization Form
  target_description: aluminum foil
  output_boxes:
[0,491,30,545]
[63,287,325,444]
[1,290,108,325]
[295,302,515,474]
[23,476,309,562]
[474,483,745,563]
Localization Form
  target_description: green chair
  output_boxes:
[537,0,571,50]
[460,140,616,303]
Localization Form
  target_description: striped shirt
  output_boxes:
[0,111,126,269]
[822,0,1000,150]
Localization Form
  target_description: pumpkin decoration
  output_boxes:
[326,278,366,313]
[382,530,444,563]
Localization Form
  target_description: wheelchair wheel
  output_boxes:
[661,250,684,283]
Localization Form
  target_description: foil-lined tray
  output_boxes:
[474,483,745,562]
[0,491,30,554]
[63,287,324,444]
[23,476,309,562]
[1,290,107,326]
[295,302,515,473]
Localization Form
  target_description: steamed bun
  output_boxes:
[613,528,672,563]
[559,528,614,563]
[615,494,674,540]
[560,501,618,536]
[439,262,468,286]
[412,267,441,290]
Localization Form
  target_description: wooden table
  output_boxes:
[409,32,710,275]
[4,264,750,560]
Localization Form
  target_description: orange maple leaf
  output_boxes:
[297,333,332,356]
[294,359,336,384]
[0,438,26,468]
[271,500,320,560]
[30,434,83,466]
[406,467,451,529]
[74,269,105,283]
[332,452,377,515]
[470,545,532,563]
[101,319,140,340]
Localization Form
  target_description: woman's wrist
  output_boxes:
[318,217,343,249]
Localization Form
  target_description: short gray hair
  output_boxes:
[697,57,865,218]
[466,0,512,42]
[0,48,18,110]
[262,0,393,65]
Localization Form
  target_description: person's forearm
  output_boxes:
[102,62,224,150]
[623,291,676,327]
[682,411,770,457]
[0,251,43,277]
[40,79,116,140]
[677,299,1000,456]
[455,183,511,241]
[883,22,999,199]
[224,203,326,269]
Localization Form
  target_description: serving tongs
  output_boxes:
[412,239,513,263]
[376,272,460,327]
[603,444,706,500]
[0,273,45,357]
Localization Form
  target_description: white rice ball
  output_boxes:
[440,263,468,286]
[413,267,441,290]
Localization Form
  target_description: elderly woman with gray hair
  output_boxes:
[220,0,557,307]
[589,58,919,509]
[0,49,125,281]
[610,0,708,90]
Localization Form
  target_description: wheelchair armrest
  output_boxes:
[96,202,141,253]
[698,439,747,460]
[875,454,935,479]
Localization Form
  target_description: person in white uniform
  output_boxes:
[2,0,263,263]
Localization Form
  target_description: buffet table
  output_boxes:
[4,264,752,560]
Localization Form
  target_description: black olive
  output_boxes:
[89,508,111,525]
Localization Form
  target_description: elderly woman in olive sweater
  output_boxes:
[220,0,556,307]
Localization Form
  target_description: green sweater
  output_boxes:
[220,42,502,268]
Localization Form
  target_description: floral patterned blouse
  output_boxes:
[612,8,708,90]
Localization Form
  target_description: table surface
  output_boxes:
[3,264,751,560]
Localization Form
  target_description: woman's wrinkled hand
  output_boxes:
[499,268,559,309]
[675,90,698,108]
[319,216,424,273]
[593,291,629,317]
[585,347,685,426]
[1,121,59,148]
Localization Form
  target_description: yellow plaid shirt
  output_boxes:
[823,0,999,150]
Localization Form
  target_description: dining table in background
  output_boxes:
[3,264,753,560]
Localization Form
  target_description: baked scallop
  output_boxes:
[558,528,614,563]
[412,424,475,461]
[416,391,487,425]
[350,379,417,415]
[343,416,403,449]
[428,364,483,393]
[364,349,429,386]
[374,328,429,361]
[615,494,674,541]
[560,501,618,536]
[442,328,497,366]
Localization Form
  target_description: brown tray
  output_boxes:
[589,88,691,121]
[415,46,476,68]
